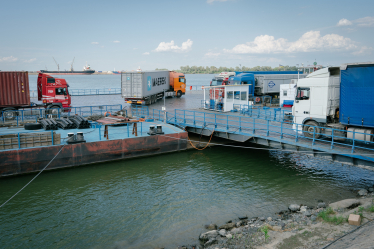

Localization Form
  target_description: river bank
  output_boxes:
[177,189,374,249]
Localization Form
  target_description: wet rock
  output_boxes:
[218,229,226,237]
[218,223,235,230]
[368,188,374,193]
[236,221,242,227]
[259,217,265,221]
[238,216,248,220]
[329,199,361,210]
[280,222,286,229]
[199,230,218,242]
[289,204,300,212]
[231,227,242,234]
[318,202,326,208]
[205,224,217,230]
[226,234,233,239]
[300,206,307,212]
[226,220,232,223]
[278,210,289,215]
[204,238,217,247]
[267,217,272,221]
[269,221,276,226]
[304,210,312,217]
[358,189,368,196]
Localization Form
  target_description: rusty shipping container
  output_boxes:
[0,71,30,108]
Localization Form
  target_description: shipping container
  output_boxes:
[340,62,374,127]
[121,71,170,99]
[0,71,30,108]
[255,74,306,95]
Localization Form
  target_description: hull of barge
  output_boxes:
[0,132,187,177]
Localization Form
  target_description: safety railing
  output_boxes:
[130,105,149,118]
[200,101,293,122]
[159,109,374,161]
[0,121,151,151]
[186,85,207,91]
[0,104,123,125]
[29,88,122,98]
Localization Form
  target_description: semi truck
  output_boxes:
[210,72,235,86]
[228,73,306,96]
[293,62,374,140]
[121,71,186,105]
[0,72,72,119]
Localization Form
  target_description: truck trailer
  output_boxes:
[228,73,306,96]
[121,71,186,105]
[0,72,72,119]
[293,62,374,140]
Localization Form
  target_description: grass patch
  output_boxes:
[260,225,270,242]
[369,205,374,212]
[318,207,348,225]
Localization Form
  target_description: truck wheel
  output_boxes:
[176,90,182,98]
[2,108,17,120]
[303,121,321,139]
[47,106,60,118]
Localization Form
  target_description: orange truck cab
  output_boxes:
[169,71,186,97]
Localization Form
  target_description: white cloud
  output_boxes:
[225,31,358,54]
[356,16,374,27]
[22,58,36,63]
[352,46,373,55]
[207,0,228,3]
[0,56,18,62]
[113,40,120,43]
[91,42,99,45]
[143,52,150,55]
[337,18,352,26]
[154,39,193,52]
[204,52,221,57]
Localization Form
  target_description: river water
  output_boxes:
[1,75,374,248]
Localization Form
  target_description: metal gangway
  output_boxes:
[151,108,374,168]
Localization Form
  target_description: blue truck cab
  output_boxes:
[228,73,256,96]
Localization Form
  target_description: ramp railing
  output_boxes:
[158,109,374,162]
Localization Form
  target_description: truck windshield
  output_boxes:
[179,78,185,83]
[211,80,223,86]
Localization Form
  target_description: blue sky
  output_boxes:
[1,0,373,71]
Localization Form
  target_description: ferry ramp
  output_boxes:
[151,108,374,168]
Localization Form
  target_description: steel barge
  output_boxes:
[0,121,187,177]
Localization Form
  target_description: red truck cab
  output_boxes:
[37,73,71,108]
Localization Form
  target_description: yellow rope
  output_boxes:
[186,127,215,151]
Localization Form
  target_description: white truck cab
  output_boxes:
[292,67,341,137]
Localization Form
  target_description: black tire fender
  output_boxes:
[24,123,42,130]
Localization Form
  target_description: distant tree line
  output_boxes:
[174,65,298,74]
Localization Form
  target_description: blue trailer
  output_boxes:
[340,62,374,128]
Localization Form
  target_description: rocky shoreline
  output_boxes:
[164,187,374,249]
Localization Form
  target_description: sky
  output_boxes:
[0,0,373,71]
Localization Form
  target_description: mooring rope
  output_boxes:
[0,144,66,208]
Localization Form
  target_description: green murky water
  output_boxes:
[1,145,373,248]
